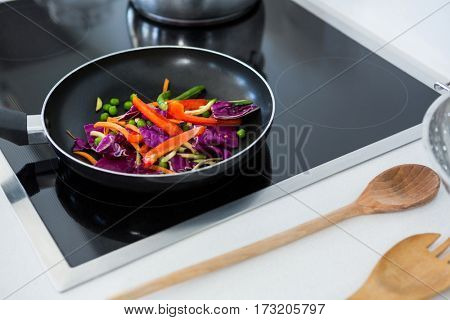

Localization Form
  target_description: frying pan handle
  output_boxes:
[0,107,46,145]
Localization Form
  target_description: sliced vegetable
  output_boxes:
[127,131,142,143]
[125,123,140,133]
[229,99,253,105]
[177,99,208,110]
[163,78,169,92]
[168,101,241,126]
[160,149,177,163]
[173,85,205,100]
[184,99,216,116]
[94,122,129,138]
[150,165,175,174]
[142,126,205,167]
[178,153,206,160]
[139,126,169,148]
[157,160,168,169]
[170,155,193,172]
[73,151,97,165]
[157,90,171,111]
[168,119,184,124]
[90,131,106,139]
[132,95,182,136]
[95,97,103,112]
[107,117,126,126]
[211,101,259,119]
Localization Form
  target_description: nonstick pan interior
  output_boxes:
[43,47,274,173]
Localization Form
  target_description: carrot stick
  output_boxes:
[150,165,175,174]
[168,119,184,124]
[107,117,126,126]
[73,151,97,165]
[94,122,129,138]
[163,78,169,92]
[125,124,141,133]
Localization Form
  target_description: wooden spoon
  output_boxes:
[349,233,450,299]
[112,164,440,299]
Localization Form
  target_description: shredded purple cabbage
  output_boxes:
[139,125,169,148]
[169,155,193,172]
[211,101,259,119]
[197,126,238,148]
[72,137,90,151]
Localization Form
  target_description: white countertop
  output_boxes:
[1,0,450,299]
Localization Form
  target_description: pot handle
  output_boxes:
[0,107,46,145]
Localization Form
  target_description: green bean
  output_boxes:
[178,153,206,160]
[230,99,253,105]
[157,90,171,111]
[173,85,205,100]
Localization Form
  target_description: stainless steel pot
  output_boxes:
[130,0,260,26]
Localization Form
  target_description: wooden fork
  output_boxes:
[349,233,450,299]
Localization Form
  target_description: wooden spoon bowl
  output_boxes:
[356,164,440,213]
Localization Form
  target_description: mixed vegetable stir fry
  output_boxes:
[71,79,259,175]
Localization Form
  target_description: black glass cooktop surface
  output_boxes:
[0,0,439,267]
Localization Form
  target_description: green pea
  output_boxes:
[108,105,118,116]
[136,119,147,128]
[158,160,169,169]
[130,93,137,101]
[237,128,246,138]
[100,112,109,121]
[128,119,136,125]
[94,137,102,146]
[102,103,111,112]
[123,101,132,110]
[146,120,153,126]
[201,110,211,118]
[110,98,120,106]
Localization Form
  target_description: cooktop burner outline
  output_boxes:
[275,57,409,130]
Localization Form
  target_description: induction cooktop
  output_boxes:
[0,0,441,291]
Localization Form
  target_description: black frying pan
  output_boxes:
[0,46,275,193]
